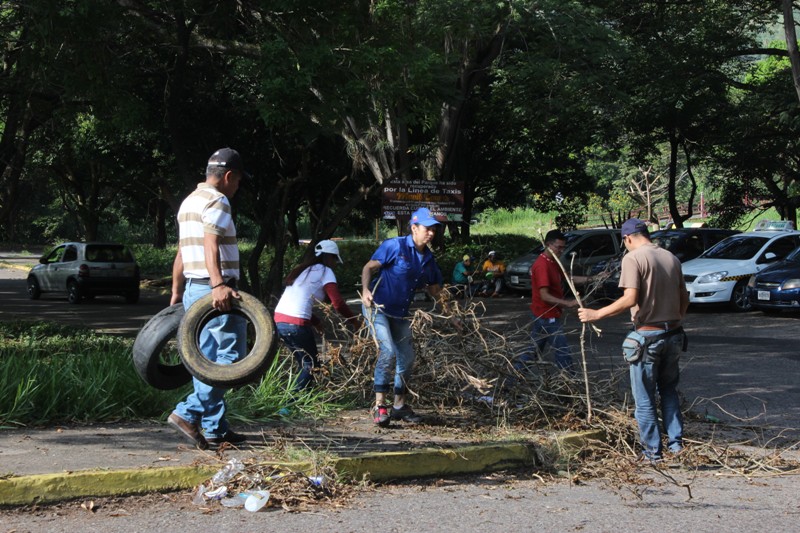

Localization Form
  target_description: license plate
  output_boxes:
[758,291,770,301]
[510,276,519,284]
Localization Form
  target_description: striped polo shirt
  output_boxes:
[177,183,239,280]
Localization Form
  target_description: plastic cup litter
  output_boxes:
[244,490,270,512]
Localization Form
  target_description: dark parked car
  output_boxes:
[504,228,622,292]
[27,242,141,304]
[650,228,741,263]
[591,227,740,301]
[747,246,800,312]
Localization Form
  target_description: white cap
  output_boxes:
[315,240,343,263]
[488,250,496,256]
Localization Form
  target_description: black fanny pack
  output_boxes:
[622,327,687,363]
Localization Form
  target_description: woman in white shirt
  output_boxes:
[274,240,358,391]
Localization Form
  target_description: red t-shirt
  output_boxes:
[530,253,564,318]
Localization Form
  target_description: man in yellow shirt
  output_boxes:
[478,251,506,297]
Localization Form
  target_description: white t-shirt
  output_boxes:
[274,264,337,319]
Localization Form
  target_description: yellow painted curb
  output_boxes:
[0,443,538,506]
[0,466,217,506]
[552,429,606,451]
[333,442,537,482]
[0,261,31,272]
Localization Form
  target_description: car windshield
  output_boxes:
[652,233,682,251]
[784,246,800,262]
[702,235,768,260]
[85,244,134,262]
[528,232,582,255]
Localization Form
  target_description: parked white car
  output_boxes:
[682,227,800,311]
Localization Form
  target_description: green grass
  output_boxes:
[470,207,557,236]
[0,320,339,428]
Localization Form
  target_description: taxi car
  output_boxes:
[682,221,800,311]
[27,242,141,304]
[747,246,800,312]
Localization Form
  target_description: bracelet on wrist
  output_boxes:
[211,281,227,289]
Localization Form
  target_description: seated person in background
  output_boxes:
[451,254,480,297]
[478,251,506,297]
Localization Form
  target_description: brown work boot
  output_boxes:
[168,413,209,450]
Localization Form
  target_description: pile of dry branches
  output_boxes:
[314,296,623,431]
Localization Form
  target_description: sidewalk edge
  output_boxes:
[0,432,604,506]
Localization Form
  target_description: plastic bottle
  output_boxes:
[220,493,249,508]
[191,484,207,505]
[211,458,245,485]
[244,490,270,512]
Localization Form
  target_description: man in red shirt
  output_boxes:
[515,230,591,371]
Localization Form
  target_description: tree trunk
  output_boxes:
[782,0,800,104]
[666,130,685,228]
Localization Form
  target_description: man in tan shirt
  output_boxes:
[578,218,689,462]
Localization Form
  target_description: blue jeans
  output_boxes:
[276,322,319,392]
[363,306,415,395]
[515,315,574,370]
[629,329,684,459]
[173,279,246,439]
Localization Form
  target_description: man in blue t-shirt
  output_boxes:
[361,207,457,427]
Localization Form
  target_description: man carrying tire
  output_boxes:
[167,148,249,450]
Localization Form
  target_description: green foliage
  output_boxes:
[0,320,337,427]
[130,244,178,278]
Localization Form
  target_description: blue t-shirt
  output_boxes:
[370,235,443,317]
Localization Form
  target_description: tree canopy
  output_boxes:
[2,0,800,295]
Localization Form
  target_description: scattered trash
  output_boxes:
[220,492,250,508]
[191,484,207,505]
[705,414,721,423]
[244,490,270,512]
[211,458,245,485]
[477,395,494,406]
[308,475,326,488]
[205,486,228,500]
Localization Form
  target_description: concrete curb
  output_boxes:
[0,432,605,506]
[0,261,32,273]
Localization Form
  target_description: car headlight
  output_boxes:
[747,275,756,288]
[696,271,728,284]
[781,278,800,290]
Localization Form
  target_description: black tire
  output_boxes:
[132,303,192,390]
[27,276,41,300]
[67,280,82,304]
[729,281,752,312]
[178,291,278,388]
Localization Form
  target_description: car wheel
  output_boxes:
[67,280,82,304]
[125,288,140,304]
[178,291,278,388]
[27,277,41,300]
[132,303,192,390]
[729,281,752,312]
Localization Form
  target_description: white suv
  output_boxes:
[682,225,800,311]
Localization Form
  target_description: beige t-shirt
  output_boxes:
[618,243,684,327]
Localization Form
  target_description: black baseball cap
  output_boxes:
[207,148,251,179]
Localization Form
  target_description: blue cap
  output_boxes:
[410,207,441,226]
[621,218,649,238]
